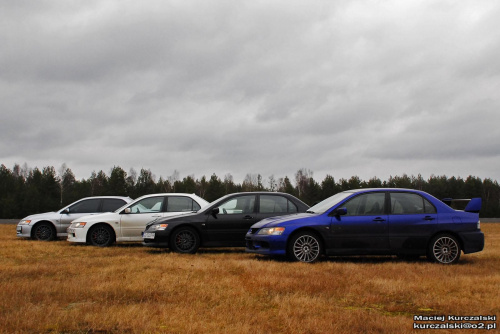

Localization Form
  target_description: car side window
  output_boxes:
[69,199,101,213]
[390,193,436,214]
[102,199,127,212]
[343,193,385,216]
[128,197,164,214]
[218,195,256,214]
[260,195,298,213]
[166,196,198,212]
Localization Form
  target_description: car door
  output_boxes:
[329,192,390,253]
[388,192,438,251]
[119,196,165,238]
[257,194,299,221]
[58,198,102,234]
[203,195,258,246]
[164,196,202,217]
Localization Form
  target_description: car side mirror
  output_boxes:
[334,207,347,216]
[211,207,219,218]
[62,208,70,214]
[124,208,132,214]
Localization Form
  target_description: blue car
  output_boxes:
[245,188,484,264]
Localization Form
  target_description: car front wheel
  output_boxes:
[33,222,56,241]
[288,231,322,263]
[427,234,461,264]
[170,227,200,254]
[88,225,115,247]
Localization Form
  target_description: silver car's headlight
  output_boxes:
[19,220,32,225]
[257,227,285,235]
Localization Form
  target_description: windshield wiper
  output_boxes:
[305,210,315,214]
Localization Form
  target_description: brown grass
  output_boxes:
[0,224,499,334]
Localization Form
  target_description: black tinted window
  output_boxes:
[260,195,298,213]
[69,199,101,213]
[102,199,127,212]
[391,193,436,214]
[218,195,256,214]
[167,197,196,212]
[344,193,385,216]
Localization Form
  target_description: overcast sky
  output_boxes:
[1,0,499,185]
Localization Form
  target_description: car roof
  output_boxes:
[344,188,425,194]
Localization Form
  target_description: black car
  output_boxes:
[142,192,309,253]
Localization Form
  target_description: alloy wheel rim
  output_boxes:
[293,235,320,262]
[92,228,110,245]
[36,225,52,240]
[433,237,459,263]
[176,231,195,251]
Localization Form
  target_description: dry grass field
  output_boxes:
[0,224,499,334]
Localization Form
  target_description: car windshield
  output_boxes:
[306,191,354,214]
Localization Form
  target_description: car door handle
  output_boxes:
[424,216,435,221]
[152,215,162,217]
[243,215,253,220]
[373,217,386,222]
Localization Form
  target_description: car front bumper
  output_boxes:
[142,230,170,248]
[16,224,33,238]
[67,227,88,243]
[245,234,287,256]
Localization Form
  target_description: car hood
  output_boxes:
[71,212,117,223]
[251,213,317,228]
[146,211,200,228]
[20,211,60,221]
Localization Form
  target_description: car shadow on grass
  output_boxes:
[144,247,248,255]
[252,254,430,264]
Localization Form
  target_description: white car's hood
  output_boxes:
[72,212,118,223]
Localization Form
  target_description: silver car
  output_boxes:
[16,196,133,241]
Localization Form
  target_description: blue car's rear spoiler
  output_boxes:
[442,198,482,213]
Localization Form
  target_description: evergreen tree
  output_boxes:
[108,166,128,196]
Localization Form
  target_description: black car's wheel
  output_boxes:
[33,222,56,241]
[88,225,115,247]
[170,227,200,254]
[427,234,461,264]
[288,231,322,263]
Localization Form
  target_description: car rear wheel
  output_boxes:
[33,222,56,241]
[88,225,115,247]
[170,227,200,254]
[427,234,461,264]
[288,231,322,263]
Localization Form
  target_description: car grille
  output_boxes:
[249,228,259,234]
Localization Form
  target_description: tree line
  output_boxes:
[1,164,499,218]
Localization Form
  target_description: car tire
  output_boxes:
[170,227,200,254]
[427,234,461,264]
[33,222,56,241]
[88,225,115,247]
[288,231,322,263]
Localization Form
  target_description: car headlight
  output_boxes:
[73,222,87,228]
[19,220,32,225]
[152,224,168,231]
[257,227,285,235]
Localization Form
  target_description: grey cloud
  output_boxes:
[1,0,499,184]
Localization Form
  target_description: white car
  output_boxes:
[16,196,133,241]
[67,193,208,246]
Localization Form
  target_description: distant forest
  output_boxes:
[1,163,499,218]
